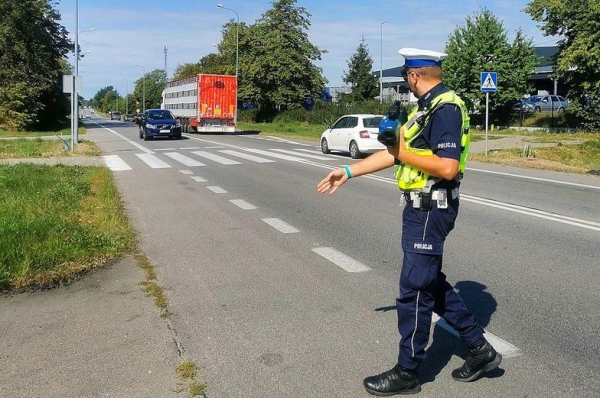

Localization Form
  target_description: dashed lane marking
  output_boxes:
[432,314,522,358]
[262,218,300,234]
[312,247,371,273]
[207,186,227,194]
[230,199,257,210]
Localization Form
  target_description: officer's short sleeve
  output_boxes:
[429,105,462,161]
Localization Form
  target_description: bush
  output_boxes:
[510,111,578,129]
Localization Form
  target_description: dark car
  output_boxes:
[138,109,181,140]
[123,113,136,122]
[512,95,569,113]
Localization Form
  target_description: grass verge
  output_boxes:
[0,126,82,138]
[0,164,135,291]
[0,137,100,158]
[469,139,600,174]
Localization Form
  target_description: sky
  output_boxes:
[55,0,558,101]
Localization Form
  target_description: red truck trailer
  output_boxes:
[162,74,237,133]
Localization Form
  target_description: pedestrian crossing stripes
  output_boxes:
[136,154,171,169]
[103,155,132,171]
[191,151,241,165]
[103,147,336,171]
[164,152,206,167]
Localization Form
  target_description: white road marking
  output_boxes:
[179,170,194,175]
[265,136,312,146]
[178,135,600,233]
[155,148,176,151]
[230,199,257,210]
[312,247,371,273]
[462,194,600,232]
[135,154,171,169]
[207,186,227,193]
[262,218,300,233]
[164,152,206,167]
[179,146,200,149]
[190,176,207,182]
[219,150,276,163]
[103,155,131,171]
[432,314,522,358]
[242,148,308,162]
[191,151,241,165]
[94,122,153,154]
[469,167,600,190]
[270,148,333,160]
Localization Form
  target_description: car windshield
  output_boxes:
[148,110,174,119]
[363,117,383,128]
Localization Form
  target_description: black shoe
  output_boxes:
[452,338,502,382]
[363,364,421,396]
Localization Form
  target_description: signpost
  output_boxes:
[481,72,497,156]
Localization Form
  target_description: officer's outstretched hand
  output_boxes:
[317,168,348,195]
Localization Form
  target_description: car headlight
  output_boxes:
[146,123,156,129]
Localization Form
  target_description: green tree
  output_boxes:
[0,0,72,130]
[173,62,202,80]
[525,0,600,129]
[443,8,538,123]
[238,0,327,116]
[172,53,227,80]
[342,37,379,102]
[133,69,166,110]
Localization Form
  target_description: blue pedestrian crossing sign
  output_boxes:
[481,72,498,92]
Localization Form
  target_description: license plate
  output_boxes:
[159,129,170,133]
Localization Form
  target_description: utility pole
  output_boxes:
[380,21,387,104]
[164,45,168,80]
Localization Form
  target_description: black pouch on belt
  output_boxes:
[419,192,432,211]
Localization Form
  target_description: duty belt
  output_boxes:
[403,189,456,211]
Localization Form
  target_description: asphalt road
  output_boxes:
[7,117,600,397]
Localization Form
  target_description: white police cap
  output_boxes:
[399,47,447,68]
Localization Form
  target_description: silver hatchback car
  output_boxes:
[512,95,569,113]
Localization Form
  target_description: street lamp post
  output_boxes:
[217,3,239,126]
[380,20,387,104]
[119,77,129,115]
[72,0,96,147]
[134,64,146,112]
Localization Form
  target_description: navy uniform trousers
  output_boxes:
[397,191,484,370]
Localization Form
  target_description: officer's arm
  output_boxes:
[397,145,459,180]
[317,149,395,195]
[349,149,396,177]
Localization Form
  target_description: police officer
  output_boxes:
[317,47,502,395]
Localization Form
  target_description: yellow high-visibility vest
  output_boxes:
[395,91,470,191]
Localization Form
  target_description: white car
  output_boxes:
[320,114,385,159]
